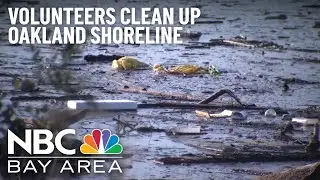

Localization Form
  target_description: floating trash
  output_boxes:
[292,117,319,125]
[208,65,220,76]
[112,56,149,70]
[153,64,218,75]
[196,110,247,120]
[169,126,201,135]
[153,64,207,75]
[196,110,233,118]
[67,100,138,110]
[231,111,247,120]
[265,109,277,117]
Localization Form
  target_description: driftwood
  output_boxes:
[155,152,320,165]
[138,103,289,114]
[222,40,255,48]
[208,38,284,50]
[122,88,245,105]
[10,95,94,101]
[112,73,246,105]
[120,88,196,101]
[120,87,289,113]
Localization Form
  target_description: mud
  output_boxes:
[258,162,320,180]
[0,0,320,179]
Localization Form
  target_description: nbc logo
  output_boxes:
[7,128,123,174]
[80,129,123,154]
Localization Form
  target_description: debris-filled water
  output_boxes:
[0,0,320,179]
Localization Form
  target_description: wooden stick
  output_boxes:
[120,88,196,101]
[137,103,290,114]
[198,89,244,105]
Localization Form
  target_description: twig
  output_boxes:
[198,89,244,105]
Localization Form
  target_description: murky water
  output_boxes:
[0,0,320,179]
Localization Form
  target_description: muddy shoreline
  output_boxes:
[0,0,320,179]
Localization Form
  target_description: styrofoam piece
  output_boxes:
[171,126,201,134]
[67,100,137,110]
[210,110,233,118]
[292,117,319,125]
[196,110,233,118]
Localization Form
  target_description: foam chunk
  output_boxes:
[67,100,137,110]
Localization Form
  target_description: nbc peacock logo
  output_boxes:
[80,129,123,154]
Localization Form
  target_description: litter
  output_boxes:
[169,126,201,135]
[67,100,137,110]
[112,56,149,70]
[153,64,220,75]
[265,109,277,117]
[231,111,247,120]
[153,64,208,75]
[196,110,233,118]
[196,109,247,120]
[292,117,319,125]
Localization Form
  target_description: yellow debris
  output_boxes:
[112,56,149,70]
[153,64,208,75]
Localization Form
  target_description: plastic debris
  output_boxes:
[231,111,247,120]
[153,64,218,75]
[153,64,207,75]
[208,65,220,75]
[112,56,149,70]
[169,126,201,135]
[265,109,277,117]
[292,117,319,125]
[196,110,233,118]
[196,110,247,120]
[67,100,138,110]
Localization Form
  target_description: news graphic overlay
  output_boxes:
[7,129,123,174]
[80,129,123,154]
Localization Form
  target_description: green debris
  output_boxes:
[12,78,37,92]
